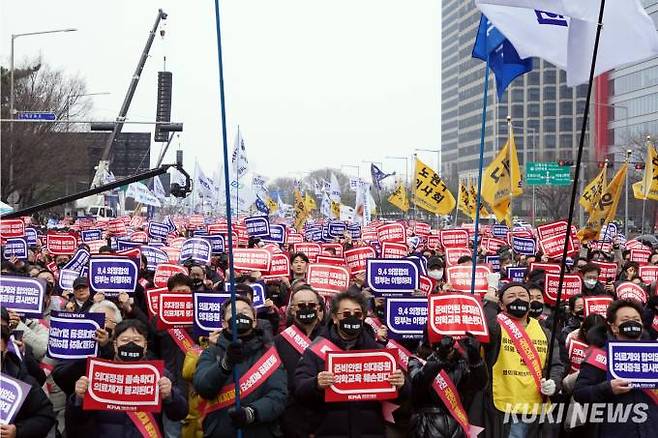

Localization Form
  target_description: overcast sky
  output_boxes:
[1,0,441,184]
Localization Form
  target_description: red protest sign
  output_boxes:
[445,265,491,294]
[529,263,562,275]
[380,241,408,259]
[162,246,181,263]
[325,349,398,402]
[145,287,167,317]
[117,247,141,259]
[629,249,652,264]
[625,239,646,250]
[592,261,617,282]
[426,235,441,250]
[187,215,204,229]
[344,247,376,275]
[316,255,347,268]
[479,237,507,255]
[262,253,291,280]
[153,264,187,288]
[157,293,194,329]
[232,249,272,272]
[47,232,77,255]
[615,282,647,304]
[168,237,186,249]
[440,229,469,249]
[83,358,163,412]
[207,223,228,235]
[108,219,127,236]
[583,296,613,317]
[537,220,568,240]
[307,264,350,296]
[427,294,489,343]
[362,230,379,242]
[543,273,582,306]
[293,243,321,263]
[419,275,435,295]
[130,231,148,243]
[377,223,406,243]
[0,219,25,239]
[567,338,588,373]
[413,222,431,236]
[287,233,303,244]
[539,234,574,259]
[321,243,344,258]
[445,248,472,267]
[639,265,658,284]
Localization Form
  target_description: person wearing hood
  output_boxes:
[194,296,288,438]
[294,290,410,438]
[68,319,188,437]
[274,286,326,438]
[580,264,615,297]
[573,299,658,437]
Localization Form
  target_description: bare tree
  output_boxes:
[535,186,571,221]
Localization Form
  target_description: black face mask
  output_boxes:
[618,320,643,339]
[233,313,253,335]
[529,301,544,318]
[296,308,318,325]
[375,307,386,320]
[339,316,363,338]
[192,279,203,288]
[117,342,145,361]
[574,310,584,321]
[507,299,530,318]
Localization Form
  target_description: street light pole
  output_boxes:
[625,149,632,235]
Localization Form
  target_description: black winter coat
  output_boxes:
[294,324,411,438]
[193,329,288,438]
[408,353,487,438]
[1,351,56,437]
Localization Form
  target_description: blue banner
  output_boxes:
[0,276,45,317]
[89,257,139,296]
[24,227,38,247]
[193,230,208,237]
[406,255,428,276]
[492,224,509,238]
[327,221,346,238]
[224,282,266,309]
[81,229,103,242]
[506,266,528,283]
[202,235,225,255]
[0,373,31,424]
[63,246,91,273]
[193,292,230,335]
[607,341,658,389]
[245,216,271,238]
[47,311,105,359]
[58,268,79,290]
[366,259,419,297]
[140,245,169,271]
[261,224,286,244]
[180,238,212,265]
[148,221,170,241]
[347,223,361,239]
[512,236,537,256]
[116,238,141,251]
[385,298,428,340]
[485,255,500,273]
[2,238,28,261]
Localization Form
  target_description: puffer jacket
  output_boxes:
[193,329,288,438]
[408,352,487,438]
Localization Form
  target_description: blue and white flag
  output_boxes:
[370,164,395,191]
[472,14,533,99]
[231,127,249,180]
[255,195,269,215]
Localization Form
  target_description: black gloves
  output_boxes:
[458,332,482,365]
[228,406,256,427]
[221,340,244,371]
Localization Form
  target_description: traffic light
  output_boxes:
[557,160,574,166]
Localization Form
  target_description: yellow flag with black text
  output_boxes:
[413,158,456,215]
[580,165,607,213]
[634,142,658,200]
[293,189,307,231]
[468,180,490,220]
[579,163,627,240]
[266,196,278,215]
[458,182,472,218]
[304,193,317,211]
[388,180,410,212]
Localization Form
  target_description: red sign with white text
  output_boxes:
[130,231,148,243]
[427,294,489,343]
[419,275,435,295]
[157,293,194,329]
[639,265,658,284]
[83,358,163,412]
[479,237,507,254]
[583,296,614,318]
[47,232,77,255]
[426,235,441,250]
[377,223,406,243]
[261,253,291,280]
[293,243,322,263]
[0,219,25,239]
[207,223,228,235]
[107,219,127,236]
[153,264,187,288]
[316,256,347,268]
[307,264,350,296]
[529,263,562,275]
[325,349,398,402]
[445,247,472,267]
[539,234,575,259]
[287,233,303,244]
[445,265,491,294]
[592,261,617,282]
[232,249,272,272]
[567,339,588,373]
[543,273,582,305]
[440,229,469,249]
[615,282,647,304]
[145,287,167,317]
[629,249,652,264]
[344,247,376,275]
[321,243,344,258]
[380,241,408,259]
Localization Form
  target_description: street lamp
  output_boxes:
[8,27,77,200]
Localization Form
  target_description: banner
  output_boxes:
[231,248,272,272]
[89,257,139,297]
[262,224,286,244]
[568,338,589,373]
[292,242,321,263]
[157,293,194,329]
[325,349,399,402]
[583,296,614,317]
[506,266,528,282]
[153,264,187,288]
[201,235,225,255]
[328,221,347,238]
[178,238,212,265]
[529,262,561,275]
[321,243,344,258]
[380,242,408,259]
[385,298,427,340]
[630,249,652,264]
[366,259,419,297]
[58,268,79,290]
[607,341,658,389]
[194,292,230,334]
[140,246,169,271]
[306,264,350,296]
[543,273,582,306]
[130,231,148,244]
[445,248,472,267]
[413,158,456,215]
[427,294,489,343]
[615,282,647,305]
[107,219,127,236]
[0,219,25,239]
[83,358,164,411]
[24,227,37,247]
[639,265,658,284]
[377,223,406,243]
[261,253,291,280]
[147,222,170,241]
[47,311,105,359]
[592,261,618,282]
[0,373,31,425]
[2,238,27,261]
[491,224,509,238]
[145,287,167,317]
[0,276,45,317]
[479,237,507,254]
[445,265,491,294]
[47,232,77,255]
[245,216,271,238]
[440,229,469,249]
[344,247,376,275]
[511,236,536,255]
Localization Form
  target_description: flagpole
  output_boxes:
[471,59,490,295]
[507,116,513,225]
[454,179,460,227]
[212,0,242,430]
[546,0,608,374]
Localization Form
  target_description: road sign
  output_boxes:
[16,111,56,121]
[526,162,572,186]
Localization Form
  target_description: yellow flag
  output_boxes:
[468,181,490,220]
[580,163,628,240]
[331,201,341,219]
[413,158,456,215]
[388,180,410,212]
[481,125,522,223]
[293,189,307,231]
[634,142,658,200]
[304,193,317,211]
[458,182,472,218]
[580,165,607,212]
[266,196,278,215]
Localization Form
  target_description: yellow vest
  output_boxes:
[492,318,548,413]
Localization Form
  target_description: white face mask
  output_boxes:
[584,278,597,288]
[428,269,443,280]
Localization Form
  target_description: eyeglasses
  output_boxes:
[339,310,363,319]
[295,302,319,310]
